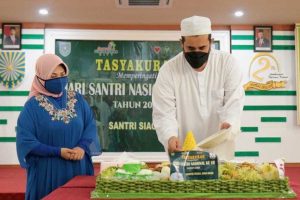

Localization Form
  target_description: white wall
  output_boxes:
[232,30,299,162]
[0,29,44,164]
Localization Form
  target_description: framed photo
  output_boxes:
[212,40,220,50]
[254,26,272,52]
[1,23,22,50]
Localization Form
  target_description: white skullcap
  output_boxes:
[180,16,212,36]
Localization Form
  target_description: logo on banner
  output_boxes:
[94,41,118,56]
[244,53,288,90]
[0,51,25,89]
[153,46,161,54]
[164,46,170,54]
[58,41,71,57]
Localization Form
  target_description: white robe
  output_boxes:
[152,50,245,160]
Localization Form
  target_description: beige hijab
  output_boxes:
[28,54,69,99]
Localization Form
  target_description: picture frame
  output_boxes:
[212,40,220,50]
[254,26,273,52]
[1,23,22,50]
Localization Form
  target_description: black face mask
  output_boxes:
[184,51,210,69]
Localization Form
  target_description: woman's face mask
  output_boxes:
[45,76,68,94]
[38,76,68,94]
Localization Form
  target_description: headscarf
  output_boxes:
[28,54,69,99]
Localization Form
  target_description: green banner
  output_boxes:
[55,40,181,152]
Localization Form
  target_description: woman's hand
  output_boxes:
[69,147,85,160]
[60,148,76,160]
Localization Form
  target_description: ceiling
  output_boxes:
[0,0,299,26]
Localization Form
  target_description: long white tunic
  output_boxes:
[152,50,245,160]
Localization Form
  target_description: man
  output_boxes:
[255,29,270,47]
[152,16,244,160]
[4,26,20,45]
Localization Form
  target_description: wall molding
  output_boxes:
[231,25,295,31]
[45,24,230,30]
[0,23,294,31]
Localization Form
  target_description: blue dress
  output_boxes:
[16,90,101,200]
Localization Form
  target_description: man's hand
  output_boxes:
[220,122,231,130]
[69,147,85,160]
[60,148,76,160]
[168,136,182,153]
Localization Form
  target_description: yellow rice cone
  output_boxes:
[182,131,197,151]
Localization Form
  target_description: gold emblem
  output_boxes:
[244,53,287,91]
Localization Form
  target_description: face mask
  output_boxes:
[38,76,68,94]
[184,51,210,69]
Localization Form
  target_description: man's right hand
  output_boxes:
[168,136,182,153]
[60,148,76,160]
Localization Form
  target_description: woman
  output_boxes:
[16,54,101,200]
